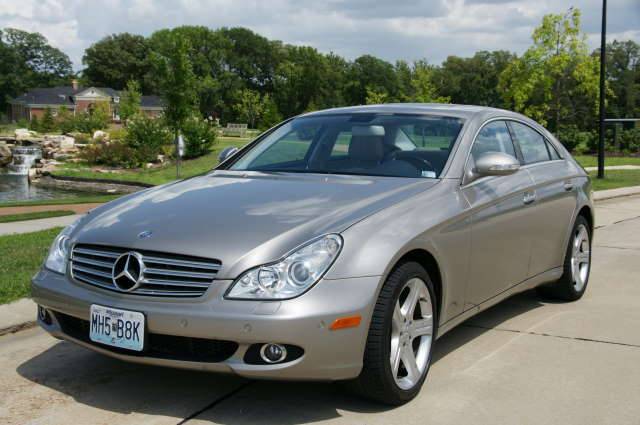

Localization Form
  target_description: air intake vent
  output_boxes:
[70,244,221,297]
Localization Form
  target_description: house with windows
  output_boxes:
[8,80,164,123]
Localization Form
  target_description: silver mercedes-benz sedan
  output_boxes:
[33,104,593,404]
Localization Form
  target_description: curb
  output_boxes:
[593,185,640,201]
[0,298,37,336]
[1,186,640,335]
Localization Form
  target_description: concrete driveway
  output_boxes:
[1,195,639,425]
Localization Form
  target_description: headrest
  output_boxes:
[349,133,385,163]
[352,125,385,137]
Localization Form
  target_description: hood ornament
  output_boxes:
[137,230,153,239]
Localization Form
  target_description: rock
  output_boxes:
[93,130,109,141]
[157,154,166,163]
[44,134,75,148]
[145,162,154,169]
[52,152,72,161]
[15,128,37,139]
[0,144,11,166]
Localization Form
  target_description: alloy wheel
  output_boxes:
[390,278,434,390]
[571,223,590,292]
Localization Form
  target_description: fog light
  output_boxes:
[260,343,287,363]
[38,305,52,325]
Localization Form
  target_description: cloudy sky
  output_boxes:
[0,0,638,69]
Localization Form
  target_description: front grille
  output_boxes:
[70,243,221,297]
[55,312,238,363]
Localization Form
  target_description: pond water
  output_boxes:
[0,174,88,203]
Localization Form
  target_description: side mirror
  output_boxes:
[475,152,520,177]
[218,146,239,164]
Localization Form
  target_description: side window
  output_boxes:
[471,121,516,162]
[546,139,561,160]
[509,122,550,164]
[330,131,352,158]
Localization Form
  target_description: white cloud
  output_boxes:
[0,0,638,70]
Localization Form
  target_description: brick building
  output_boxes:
[8,81,164,123]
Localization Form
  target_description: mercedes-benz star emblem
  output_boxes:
[138,230,153,239]
[112,252,145,291]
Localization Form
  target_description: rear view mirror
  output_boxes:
[475,152,520,177]
[218,147,239,164]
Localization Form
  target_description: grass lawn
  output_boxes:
[0,194,120,208]
[54,136,251,186]
[0,227,61,304]
[589,170,640,191]
[0,210,75,223]
[574,155,640,168]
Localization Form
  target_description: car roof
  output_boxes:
[299,103,521,120]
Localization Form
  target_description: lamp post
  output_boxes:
[597,0,607,179]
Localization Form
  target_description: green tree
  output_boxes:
[499,8,599,131]
[409,60,450,103]
[233,89,269,128]
[346,55,399,105]
[434,51,514,107]
[603,40,640,119]
[40,107,56,132]
[0,28,72,111]
[57,106,75,133]
[82,33,153,92]
[150,31,198,141]
[119,80,142,125]
[365,86,388,104]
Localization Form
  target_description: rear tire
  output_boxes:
[350,261,437,405]
[537,215,591,301]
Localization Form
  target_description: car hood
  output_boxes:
[73,171,438,279]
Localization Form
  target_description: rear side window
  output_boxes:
[546,140,561,160]
[509,122,550,164]
[471,121,516,162]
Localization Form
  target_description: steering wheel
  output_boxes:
[388,151,436,174]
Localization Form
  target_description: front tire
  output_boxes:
[537,215,592,301]
[351,261,437,405]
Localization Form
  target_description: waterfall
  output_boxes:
[7,146,42,176]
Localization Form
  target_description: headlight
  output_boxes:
[44,217,82,274]
[226,234,343,300]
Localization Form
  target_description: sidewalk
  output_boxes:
[0,214,82,236]
[584,165,640,172]
[0,203,101,217]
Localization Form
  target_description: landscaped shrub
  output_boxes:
[79,140,139,168]
[108,127,127,141]
[181,115,217,159]
[555,126,597,153]
[619,128,640,153]
[124,115,172,164]
[73,103,111,134]
[57,107,76,134]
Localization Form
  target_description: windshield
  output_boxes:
[227,113,464,178]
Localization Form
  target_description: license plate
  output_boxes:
[89,304,145,352]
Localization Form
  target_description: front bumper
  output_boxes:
[32,268,381,381]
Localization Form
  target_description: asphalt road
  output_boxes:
[1,195,639,425]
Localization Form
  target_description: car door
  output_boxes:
[508,121,578,277]
[460,120,536,309]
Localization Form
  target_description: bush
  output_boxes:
[73,103,111,134]
[108,127,127,141]
[57,107,76,134]
[619,128,640,153]
[29,116,40,132]
[125,115,172,164]
[16,118,29,129]
[79,140,139,168]
[181,115,217,159]
[555,126,597,153]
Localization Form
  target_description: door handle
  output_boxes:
[564,181,574,191]
[523,191,536,205]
